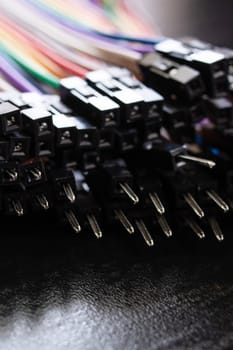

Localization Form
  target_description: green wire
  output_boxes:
[0,42,60,89]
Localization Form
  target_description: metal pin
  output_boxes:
[208,217,224,241]
[114,209,134,234]
[62,183,76,203]
[178,154,216,169]
[157,215,172,237]
[135,219,154,246]
[119,182,139,204]
[6,169,18,182]
[87,214,102,239]
[65,210,81,233]
[12,199,24,216]
[184,192,204,218]
[149,192,165,214]
[36,194,49,210]
[186,218,205,239]
[30,168,42,181]
[206,190,229,212]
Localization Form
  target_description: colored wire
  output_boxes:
[0,1,142,77]
[0,53,42,93]
[0,41,60,89]
[0,30,66,79]
[0,0,163,90]
[25,0,164,45]
[0,17,89,77]
[0,74,19,92]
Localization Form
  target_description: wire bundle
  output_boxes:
[0,0,162,92]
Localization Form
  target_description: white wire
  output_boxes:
[0,0,142,76]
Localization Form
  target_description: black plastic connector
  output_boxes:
[8,132,31,160]
[52,169,77,204]
[52,114,77,149]
[114,128,138,153]
[33,135,54,158]
[141,142,187,172]
[87,159,139,204]
[21,107,54,138]
[3,190,26,216]
[0,102,22,135]
[0,139,9,161]
[29,185,51,212]
[22,160,47,187]
[140,52,204,104]
[86,70,144,125]
[204,96,233,128]
[0,162,21,186]
[110,70,164,121]
[69,116,99,151]
[60,76,120,129]
[155,38,228,97]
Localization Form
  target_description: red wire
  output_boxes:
[0,16,89,77]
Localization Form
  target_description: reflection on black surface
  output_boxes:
[0,213,232,349]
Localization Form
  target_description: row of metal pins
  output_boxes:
[115,209,172,246]
[11,197,226,243]
[65,210,102,238]
[183,189,229,217]
[186,217,224,241]
[115,208,225,244]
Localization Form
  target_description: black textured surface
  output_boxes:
[1,253,233,350]
[0,213,232,350]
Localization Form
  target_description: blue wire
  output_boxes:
[26,0,165,45]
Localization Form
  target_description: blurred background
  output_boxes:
[145,0,233,47]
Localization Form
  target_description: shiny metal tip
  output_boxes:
[135,219,154,247]
[119,182,139,205]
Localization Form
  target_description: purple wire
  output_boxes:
[24,0,154,53]
[0,54,41,93]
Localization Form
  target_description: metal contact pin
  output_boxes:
[87,214,102,238]
[30,168,42,181]
[208,217,224,242]
[149,192,165,214]
[157,215,172,237]
[186,218,205,239]
[184,192,204,218]
[36,194,49,210]
[178,154,216,169]
[114,209,134,234]
[12,199,24,216]
[62,183,76,203]
[135,219,154,246]
[206,190,229,212]
[6,169,18,182]
[119,182,139,204]
[65,210,81,233]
